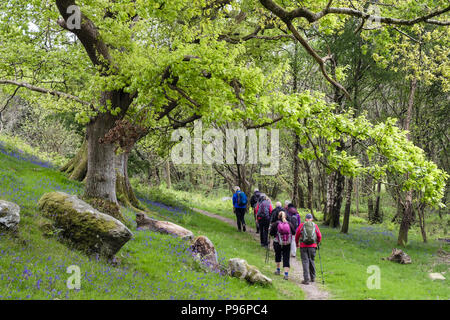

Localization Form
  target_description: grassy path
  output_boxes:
[191,207,330,300]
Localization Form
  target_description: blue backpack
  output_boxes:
[237,191,247,207]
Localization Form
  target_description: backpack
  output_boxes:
[237,191,247,207]
[277,222,292,246]
[257,200,270,220]
[289,214,299,231]
[301,221,317,245]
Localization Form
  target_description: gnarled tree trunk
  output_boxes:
[115,151,141,209]
[85,112,119,203]
[84,90,132,205]
[60,139,88,181]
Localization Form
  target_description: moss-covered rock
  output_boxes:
[38,192,132,258]
[227,258,272,286]
[83,197,125,224]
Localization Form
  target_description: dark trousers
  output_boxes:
[252,207,259,232]
[259,218,270,247]
[234,207,246,230]
[273,241,291,268]
[300,247,317,282]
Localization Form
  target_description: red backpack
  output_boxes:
[277,222,292,245]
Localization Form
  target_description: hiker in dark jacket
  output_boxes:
[232,186,247,232]
[249,189,261,233]
[270,202,284,224]
[295,213,322,285]
[287,204,301,257]
[256,194,272,248]
[269,210,296,280]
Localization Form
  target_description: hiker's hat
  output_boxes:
[305,214,313,219]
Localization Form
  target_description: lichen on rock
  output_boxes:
[0,200,20,231]
[38,192,132,258]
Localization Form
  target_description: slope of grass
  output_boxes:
[0,147,304,300]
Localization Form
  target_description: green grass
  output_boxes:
[1,136,448,300]
[318,224,449,299]
[0,147,304,300]
[134,186,450,300]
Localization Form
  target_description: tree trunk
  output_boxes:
[367,194,374,222]
[115,152,141,209]
[373,181,382,223]
[292,133,300,207]
[397,78,417,246]
[85,112,119,203]
[165,160,172,189]
[323,172,335,224]
[298,184,305,208]
[398,190,413,246]
[326,171,345,228]
[84,90,132,204]
[366,175,374,222]
[417,204,427,243]
[355,177,360,216]
[341,177,353,233]
[304,158,314,217]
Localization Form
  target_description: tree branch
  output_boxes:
[245,116,283,129]
[0,79,91,106]
[0,86,20,113]
[55,0,112,70]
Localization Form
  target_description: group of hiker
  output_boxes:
[232,186,322,284]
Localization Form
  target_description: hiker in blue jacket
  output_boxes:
[232,186,247,232]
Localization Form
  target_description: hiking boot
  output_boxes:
[301,280,310,285]
[310,278,315,283]
[274,270,280,275]
[283,275,289,280]
[243,225,246,232]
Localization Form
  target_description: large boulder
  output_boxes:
[38,192,132,258]
[228,258,272,286]
[136,212,194,240]
[190,236,219,272]
[0,200,20,231]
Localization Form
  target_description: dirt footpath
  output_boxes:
[192,208,330,300]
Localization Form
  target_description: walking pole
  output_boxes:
[317,243,325,285]
[265,235,271,264]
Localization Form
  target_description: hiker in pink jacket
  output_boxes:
[295,214,322,284]
[269,210,296,280]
